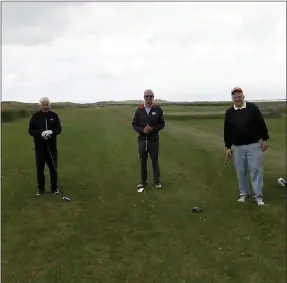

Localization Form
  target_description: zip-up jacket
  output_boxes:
[28,110,62,151]
[132,104,165,141]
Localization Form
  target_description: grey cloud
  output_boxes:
[149,18,280,49]
[2,2,84,45]
[2,2,285,103]
[56,56,79,63]
[147,3,283,49]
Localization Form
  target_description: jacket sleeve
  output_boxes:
[253,104,269,141]
[152,107,165,132]
[28,114,42,137]
[51,114,62,136]
[132,110,142,134]
[224,110,232,149]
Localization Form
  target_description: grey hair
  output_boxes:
[39,96,51,105]
[144,89,154,95]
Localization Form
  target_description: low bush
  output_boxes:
[1,109,32,122]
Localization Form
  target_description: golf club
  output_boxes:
[192,157,230,212]
[47,146,71,202]
[277,177,287,187]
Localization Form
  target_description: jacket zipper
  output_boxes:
[45,118,48,130]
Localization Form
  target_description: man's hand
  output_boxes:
[225,148,233,159]
[142,125,152,134]
[145,125,152,132]
[41,130,53,139]
[41,131,48,139]
[261,140,268,152]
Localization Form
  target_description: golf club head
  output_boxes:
[277,177,287,187]
[192,207,203,212]
[63,196,71,202]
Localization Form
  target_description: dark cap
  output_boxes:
[231,87,243,95]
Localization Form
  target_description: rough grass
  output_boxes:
[2,106,286,283]
[164,111,282,120]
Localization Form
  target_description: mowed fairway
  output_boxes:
[2,106,286,283]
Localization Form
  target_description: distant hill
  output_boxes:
[1,99,171,110]
[1,99,286,110]
[97,99,169,105]
[1,101,84,110]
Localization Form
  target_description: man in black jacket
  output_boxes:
[132,89,165,191]
[224,87,269,206]
[28,97,62,195]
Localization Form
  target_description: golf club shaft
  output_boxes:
[206,158,229,197]
[47,146,64,196]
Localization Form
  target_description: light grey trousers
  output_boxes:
[233,142,264,200]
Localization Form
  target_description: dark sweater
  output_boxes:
[224,102,269,149]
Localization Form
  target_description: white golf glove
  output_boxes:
[41,130,53,139]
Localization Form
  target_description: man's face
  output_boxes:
[232,92,245,107]
[40,101,51,112]
[144,91,154,105]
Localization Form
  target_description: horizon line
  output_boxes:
[2,98,287,104]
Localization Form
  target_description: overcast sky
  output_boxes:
[2,2,286,103]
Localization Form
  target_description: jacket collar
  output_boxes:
[139,103,156,110]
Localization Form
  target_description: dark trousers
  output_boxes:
[35,148,58,192]
[138,138,160,183]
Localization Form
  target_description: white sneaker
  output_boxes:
[256,199,265,206]
[137,181,147,188]
[137,182,147,193]
[237,196,248,202]
[154,182,162,189]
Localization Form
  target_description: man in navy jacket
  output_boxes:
[132,89,165,191]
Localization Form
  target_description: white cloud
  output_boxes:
[2,2,286,102]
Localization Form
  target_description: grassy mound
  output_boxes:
[1,109,32,122]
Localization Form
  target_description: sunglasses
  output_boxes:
[144,95,153,98]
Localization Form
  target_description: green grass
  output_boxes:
[163,101,286,113]
[163,105,229,112]
[2,106,286,283]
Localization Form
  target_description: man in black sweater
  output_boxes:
[224,87,269,206]
[28,97,62,195]
[132,89,165,191]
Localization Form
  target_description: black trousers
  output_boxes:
[138,138,160,183]
[35,147,58,192]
